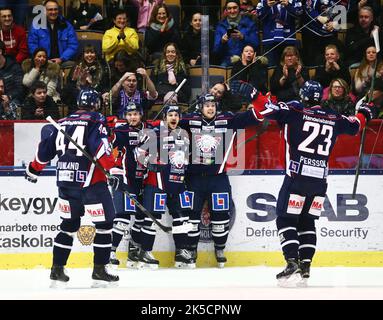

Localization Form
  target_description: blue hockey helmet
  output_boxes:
[197,93,217,111]
[77,88,101,110]
[124,101,143,115]
[299,80,323,104]
[163,104,181,117]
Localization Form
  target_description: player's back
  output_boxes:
[273,101,360,178]
[55,110,108,188]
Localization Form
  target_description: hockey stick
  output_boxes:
[352,28,381,198]
[46,116,193,234]
[152,78,187,120]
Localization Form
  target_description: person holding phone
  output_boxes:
[213,0,259,66]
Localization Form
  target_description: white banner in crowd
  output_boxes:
[0,175,382,254]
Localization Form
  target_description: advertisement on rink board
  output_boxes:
[0,174,382,253]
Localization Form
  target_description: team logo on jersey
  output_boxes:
[76,170,87,182]
[154,193,167,211]
[179,191,193,209]
[289,161,300,174]
[195,134,221,153]
[124,194,137,212]
[212,193,229,211]
[169,150,186,169]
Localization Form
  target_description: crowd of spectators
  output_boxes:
[0,0,383,121]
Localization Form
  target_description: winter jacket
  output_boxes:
[22,59,61,102]
[27,16,79,62]
[256,0,302,45]
[102,25,139,62]
[22,95,59,120]
[230,56,269,93]
[0,55,24,105]
[0,23,29,64]
[213,15,259,66]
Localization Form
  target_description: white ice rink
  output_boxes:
[0,266,383,300]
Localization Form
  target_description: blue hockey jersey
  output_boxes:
[254,98,364,180]
[31,110,116,188]
[180,108,263,176]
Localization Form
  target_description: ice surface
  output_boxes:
[0,266,382,300]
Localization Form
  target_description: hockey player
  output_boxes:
[24,88,119,287]
[180,93,264,267]
[108,102,152,268]
[251,80,377,286]
[135,105,195,269]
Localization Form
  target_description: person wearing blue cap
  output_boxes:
[133,103,196,269]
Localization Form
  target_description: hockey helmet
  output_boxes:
[299,80,323,104]
[197,93,217,110]
[124,101,143,115]
[163,104,181,117]
[77,88,101,110]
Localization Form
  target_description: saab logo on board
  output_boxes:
[124,194,136,212]
[246,193,369,222]
[154,193,167,211]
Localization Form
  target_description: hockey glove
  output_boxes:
[358,102,378,122]
[25,162,41,183]
[108,175,124,192]
[230,80,258,101]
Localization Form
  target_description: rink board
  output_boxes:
[0,174,382,269]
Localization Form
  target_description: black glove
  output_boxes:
[25,163,40,183]
[108,175,124,192]
[230,80,258,101]
[358,102,378,122]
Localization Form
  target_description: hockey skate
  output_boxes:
[137,250,159,270]
[50,265,69,288]
[174,249,196,269]
[215,249,227,268]
[91,264,119,288]
[297,260,311,287]
[109,251,120,268]
[126,242,140,269]
[276,258,302,288]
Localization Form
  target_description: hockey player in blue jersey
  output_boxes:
[134,105,195,269]
[180,92,264,267]
[25,88,119,287]
[251,80,377,286]
[108,102,153,268]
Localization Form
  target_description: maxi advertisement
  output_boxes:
[0,173,382,268]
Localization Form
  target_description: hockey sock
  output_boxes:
[53,218,80,266]
[172,216,189,249]
[276,216,299,260]
[53,231,75,266]
[211,215,230,250]
[111,213,131,251]
[93,224,113,265]
[131,211,145,245]
[297,216,317,262]
[187,211,201,250]
[140,214,160,251]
